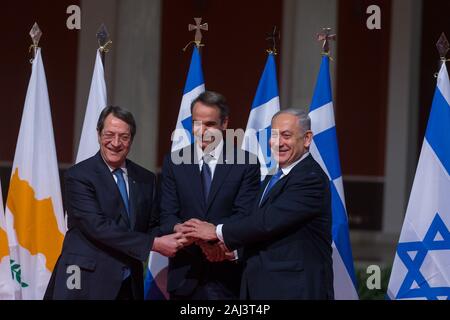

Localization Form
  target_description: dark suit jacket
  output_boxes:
[159,144,260,297]
[44,152,159,300]
[223,155,334,300]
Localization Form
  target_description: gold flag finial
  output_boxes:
[266,26,280,55]
[29,22,42,63]
[317,27,336,57]
[183,18,208,51]
[436,32,449,61]
[97,23,112,53]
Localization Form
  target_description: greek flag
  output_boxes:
[144,46,205,300]
[171,46,205,152]
[387,62,450,300]
[309,55,358,299]
[242,52,280,177]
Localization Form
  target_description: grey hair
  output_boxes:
[97,106,137,139]
[272,108,311,133]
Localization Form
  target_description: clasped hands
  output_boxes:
[174,219,235,263]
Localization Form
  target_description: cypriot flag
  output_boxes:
[5,48,66,299]
[0,184,14,300]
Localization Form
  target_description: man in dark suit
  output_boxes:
[183,109,334,300]
[159,91,260,300]
[45,106,185,300]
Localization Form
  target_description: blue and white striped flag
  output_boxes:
[242,53,280,177]
[144,46,205,300]
[171,46,205,152]
[387,62,450,300]
[144,252,169,300]
[309,55,358,299]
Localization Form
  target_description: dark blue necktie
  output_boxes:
[201,155,212,202]
[113,168,131,280]
[260,169,283,205]
[113,168,130,216]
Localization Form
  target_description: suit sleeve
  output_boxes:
[148,174,162,239]
[213,161,260,226]
[158,154,182,235]
[65,170,153,262]
[222,171,328,250]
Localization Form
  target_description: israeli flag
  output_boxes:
[171,46,205,152]
[309,56,358,299]
[242,53,280,177]
[387,62,450,300]
[144,46,205,300]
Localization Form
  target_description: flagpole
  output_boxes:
[96,23,112,67]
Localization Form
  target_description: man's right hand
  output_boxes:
[152,232,187,257]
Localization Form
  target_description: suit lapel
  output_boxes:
[258,155,312,208]
[127,163,138,230]
[182,145,206,214]
[206,164,232,212]
[205,145,233,212]
[254,176,270,210]
[259,175,290,207]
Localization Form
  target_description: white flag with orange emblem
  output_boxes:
[4,48,66,299]
[0,184,14,300]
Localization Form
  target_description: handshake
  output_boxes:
[153,219,235,262]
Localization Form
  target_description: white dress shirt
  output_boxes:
[101,157,130,196]
[196,139,224,178]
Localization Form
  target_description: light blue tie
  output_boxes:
[113,168,130,216]
[260,169,283,205]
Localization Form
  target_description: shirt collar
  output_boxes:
[196,139,224,161]
[280,151,310,176]
[100,152,128,175]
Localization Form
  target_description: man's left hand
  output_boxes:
[182,219,218,241]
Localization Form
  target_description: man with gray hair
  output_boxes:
[45,106,185,300]
[184,108,334,300]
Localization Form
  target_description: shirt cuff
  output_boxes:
[216,224,224,242]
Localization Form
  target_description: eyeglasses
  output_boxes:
[101,132,132,143]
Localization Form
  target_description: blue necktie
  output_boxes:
[260,169,283,205]
[113,168,130,216]
[201,155,212,203]
[113,168,131,280]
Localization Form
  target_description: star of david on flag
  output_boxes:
[387,62,450,300]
